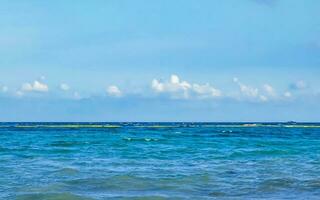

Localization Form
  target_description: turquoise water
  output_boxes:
[1,123,320,200]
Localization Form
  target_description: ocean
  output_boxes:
[0,122,320,200]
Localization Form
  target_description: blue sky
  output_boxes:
[0,0,319,122]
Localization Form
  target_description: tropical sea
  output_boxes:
[0,122,320,200]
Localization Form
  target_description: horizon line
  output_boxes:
[0,121,319,123]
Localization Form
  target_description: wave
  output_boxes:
[123,137,159,142]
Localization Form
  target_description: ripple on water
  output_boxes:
[65,176,160,191]
[229,149,294,159]
[257,178,297,192]
[63,174,212,197]
[49,141,87,148]
[53,168,80,176]
[305,179,320,189]
[106,196,174,200]
[16,192,93,200]
[2,123,320,199]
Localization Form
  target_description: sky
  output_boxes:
[0,0,319,122]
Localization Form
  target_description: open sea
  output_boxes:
[1,122,320,200]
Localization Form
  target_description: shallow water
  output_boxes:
[1,122,320,199]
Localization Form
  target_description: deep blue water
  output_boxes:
[1,122,320,200]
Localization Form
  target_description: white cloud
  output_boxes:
[107,85,122,97]
[151,74,221,99]
[60,83,70,91]
[240,84,259,97]
[192,83,222,98]
[263,84,276,96]
[152,79,165,92]
[21,81,49,92]
[152,75,191,99]
[170,74,180,85]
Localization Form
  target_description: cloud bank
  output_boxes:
[0,74,314,104]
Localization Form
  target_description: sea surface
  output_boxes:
[1,122,320,200]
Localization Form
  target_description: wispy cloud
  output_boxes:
[233,78,260,99]
[233,78,280,102]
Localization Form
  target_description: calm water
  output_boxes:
[1,123,320,200]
